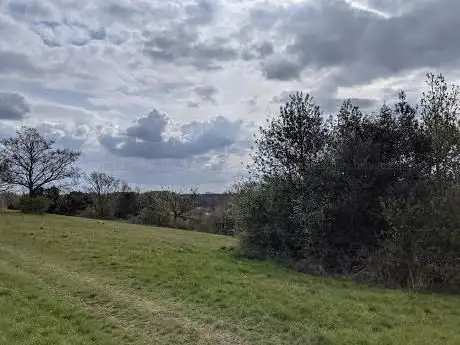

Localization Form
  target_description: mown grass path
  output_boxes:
[1,212,459,344]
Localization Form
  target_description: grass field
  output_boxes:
[0,212,459,345]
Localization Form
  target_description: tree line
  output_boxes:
[234,73,460,292]
[0,127,234,235]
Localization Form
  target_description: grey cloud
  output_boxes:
[185,0,219,26]
[194,85,218,103]
[6,1,55,21]
[138,0,234,70]
[366,0,401,10]
[104,2,138,19]
[0,50,41,76]
[100,110,244,160]
[242,41,274,61]
[105,0,217,27]
[263,58,301,81]
[101,0,179,25]
[32,20,107,48]
[248,4,284,31]
[0,92,31,120]
[187,101,200,108]
[74,124,90,138]
[125,109,168,142]
[143,27,239,70]
[142,1,238,71]
[257,41,274,58]
[244,96,258,107]
[7,1,105,49]
[253,0,460,89]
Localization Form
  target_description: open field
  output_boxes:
[0,212,459,345]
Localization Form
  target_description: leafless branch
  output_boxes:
[0,126,81,196]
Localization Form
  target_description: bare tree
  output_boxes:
[164,187,197,224]
[0,126,81,196]
[85,171,120,218]
[120,180,132,193]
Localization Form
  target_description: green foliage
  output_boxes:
[40,187,61,213]
[198,202,235,235]
[114,190,138,219]
[85,172,120,219]
[55,192,92,216]
[372,180,460,291]
[238,73,460,292]
[42,186,233,235]
[19,195,51,214]
[133,192,171,226]
[235,180,302,259]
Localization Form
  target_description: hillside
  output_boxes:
[0,212,459,345]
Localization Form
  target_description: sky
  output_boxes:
[1,0,459,192]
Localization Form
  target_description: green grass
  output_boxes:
[0,212,459,345]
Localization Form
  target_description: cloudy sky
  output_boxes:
[1,0,459,192]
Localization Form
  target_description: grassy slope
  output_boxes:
[0,212,459,345]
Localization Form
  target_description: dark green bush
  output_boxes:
[19,195,50,214]
[55,192,92,216]
[366,181,460,292]
[237,73,460,292]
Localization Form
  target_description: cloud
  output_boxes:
[363,0,424,15]
[242,41,274,61]
[0,92,31,120]
[271,91,295,105]
[141,0,240,71]
[6,0,56,21]
[262,57,302,81]
[124,109,168,143]
[187,100,200,108]
[100,109,245,160]
[194,85,218,103]
[1,0,459,191]
[243,96,258,108]
[31,20,107,47]
[184,0,220,26]
[0,50,41,77]
[143,27,239,71]
[251,0,460,90]
[34,122,90,150]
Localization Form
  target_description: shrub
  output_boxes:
[234,180,303,259]
[79,206,98,219]
[196,204,235,235]
[367,181,460,292]
[238,73,460,292]
[54,192,92,216]
[135,206,171,227]
[19,195,50,214]
[0,192,19,210]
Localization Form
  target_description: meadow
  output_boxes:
[0,212,459,345]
